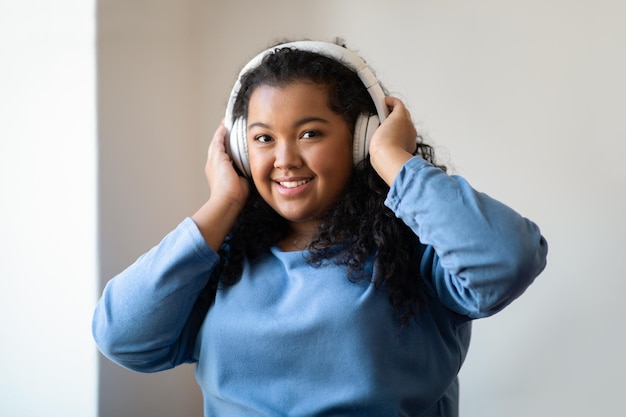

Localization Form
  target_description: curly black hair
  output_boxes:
[207,43,446,328]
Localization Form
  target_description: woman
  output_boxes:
[93,40,548,416]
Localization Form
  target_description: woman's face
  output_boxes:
[247,81,353,230]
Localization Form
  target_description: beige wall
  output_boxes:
[97,1,626,416]
[97,1,204,415]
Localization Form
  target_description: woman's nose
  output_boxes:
[274,140,303,170]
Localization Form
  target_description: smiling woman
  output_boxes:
[93,40,547,417]
[247,82,354,247]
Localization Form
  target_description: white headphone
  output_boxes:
[224,40,389,178]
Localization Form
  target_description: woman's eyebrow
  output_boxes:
[292,117,330,128]
[247,117,330,131]
[247,121,270,131]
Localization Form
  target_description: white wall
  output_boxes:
[98,0,626,416]
[0,1,97,417]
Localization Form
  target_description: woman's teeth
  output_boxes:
[279,179,309,189]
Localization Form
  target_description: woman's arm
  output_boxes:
[93,123,249,371]
[370,96,547,318]
[92,218,220,372]
[385,156,548,318]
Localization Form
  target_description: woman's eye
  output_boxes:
[254,134,272,143]
[301,130,321,139]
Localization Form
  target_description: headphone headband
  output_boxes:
[224,41,388,177]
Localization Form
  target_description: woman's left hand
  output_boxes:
[369,96,418,186]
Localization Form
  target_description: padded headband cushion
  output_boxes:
[224,41,388,177]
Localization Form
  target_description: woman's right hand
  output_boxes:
[192,122,250,251]
[205,122,250,208]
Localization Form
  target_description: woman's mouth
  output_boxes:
[277,179,311,189]
[273,177,313,196]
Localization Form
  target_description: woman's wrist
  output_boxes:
[369,145,414,187]
[191,197,242,252]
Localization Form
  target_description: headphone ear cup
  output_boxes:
[227,117,251,178]
[353,113,380,165]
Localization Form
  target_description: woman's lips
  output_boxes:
[273,177,313,196]
[277,179,310,188]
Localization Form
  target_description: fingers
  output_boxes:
[208,122,232,166]
[384,95,400,108]
[384,96,412,119]
[373,96,417,154]
[210,122,228,149]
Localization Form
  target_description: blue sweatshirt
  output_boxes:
[93,157,548,416]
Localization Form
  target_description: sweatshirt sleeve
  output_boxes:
[92,217,220,372]
[385,157,548,319]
